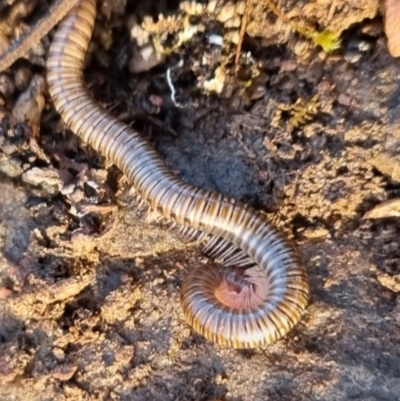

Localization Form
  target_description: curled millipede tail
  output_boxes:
[47,0,309,348]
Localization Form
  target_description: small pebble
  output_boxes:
[51,363,77,381]
[52,347,65,361]
[0,74,15,98]
[384,0,400,57]
[363,199,400,219]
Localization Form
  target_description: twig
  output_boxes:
[0,0,80,72]
[235,0,250,71]
[263,0,312,37]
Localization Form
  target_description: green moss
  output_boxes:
[264,0,342,53]
[310,30,342,53]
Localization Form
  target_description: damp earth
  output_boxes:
[0,0,400,400]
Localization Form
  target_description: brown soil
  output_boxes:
[1,1,400,400]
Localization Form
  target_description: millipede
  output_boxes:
[45,0,309,348]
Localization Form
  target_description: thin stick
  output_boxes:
[0,0,80,72]
[234,0,250,71]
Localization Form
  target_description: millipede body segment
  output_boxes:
[46,0,309,348]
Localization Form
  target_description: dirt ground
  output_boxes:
[1,0,400,400]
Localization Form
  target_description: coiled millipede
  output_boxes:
[46,0,309,348]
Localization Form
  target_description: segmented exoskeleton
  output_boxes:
[47,0,309,348]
